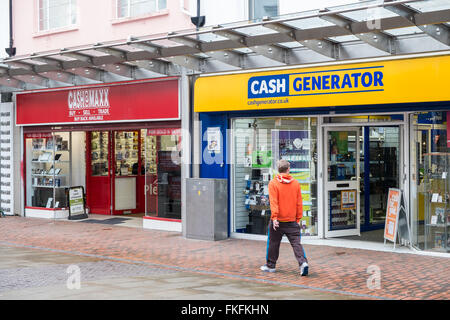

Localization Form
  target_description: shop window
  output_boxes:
[249,0,278,20]
[410,111,450,252]
[144,129,181,220]
[117,0,167,18]
[90,131,109,176]
[232,117,318,236]
[26,132,72,209]
[38,0,77,32]
[114,131,139,177]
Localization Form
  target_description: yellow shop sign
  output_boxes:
[194,55,450,112]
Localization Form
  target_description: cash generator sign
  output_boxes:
[247,66,384,105]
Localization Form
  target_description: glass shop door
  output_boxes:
[87,131,112,214]
[324,127,361,237]
[112,130,142,214]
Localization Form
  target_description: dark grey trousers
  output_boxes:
[266,220,308,269]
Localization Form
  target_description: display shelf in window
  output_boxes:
[422,152,450,252]
[270,129,318,236]
[243,167,272,235]
[145,134,158,174]
[115,131,139,176]
[90,131,109,176]
[328,189,357,231]
[26,133,72,212]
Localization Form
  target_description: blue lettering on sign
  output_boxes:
[291,70,384,93]
[247,66,384,101]
[248,74,289,99]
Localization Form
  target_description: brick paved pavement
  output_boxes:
[0,216,449,300]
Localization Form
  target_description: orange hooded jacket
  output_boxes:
[268,173,303,223]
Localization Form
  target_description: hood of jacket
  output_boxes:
[276,173,294,184]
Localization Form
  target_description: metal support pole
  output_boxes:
[181,68,191,237]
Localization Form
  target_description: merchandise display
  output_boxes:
[27,133,71,209]
[328,190,357,230]
[90,131,109,176]
[145,134,157,174]
[366,128,399,225]
[422,152,450,252]
[115,131,139,176]
[244,169,272,235]
[272,129,317,235]
[233,117,318,236]
[144,131,182,219]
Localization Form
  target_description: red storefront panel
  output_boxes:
[16,79,179,126]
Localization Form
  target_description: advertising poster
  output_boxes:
[272,129,313,233]
[68,186,88,220]
[384,188,401,242]
[252,150,272,168]
[330,131,348,155]
[341,190,356,210]
[207,127,221,153]
[272,130,310,170]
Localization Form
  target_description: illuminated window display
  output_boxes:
[410,111,450,252]
[232,117,318,236]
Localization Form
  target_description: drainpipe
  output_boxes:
[5,0,16,57]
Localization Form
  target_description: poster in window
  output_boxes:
[340,190,356,210]
[252,150,272,168]
[271,130,310,171]
[207,127,221,153]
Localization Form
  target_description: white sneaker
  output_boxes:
[260,265,276,273]
[300,262,309,276]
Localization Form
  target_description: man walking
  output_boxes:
[261,159,309,276]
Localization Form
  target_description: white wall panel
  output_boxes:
[0,102,15,215]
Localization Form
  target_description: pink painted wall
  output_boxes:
[13,0,194,56]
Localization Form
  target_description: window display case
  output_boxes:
[244,168,272,235]
[115,131,139,176]
[90,131,109,176]
[26,133,72,211]
[145,134,157,174]
[144,129,182,220]
[328,190,357,231]
[232,117,318,236]
[423,152,450,252]
[114,131,140,212]
[272,129,317,236]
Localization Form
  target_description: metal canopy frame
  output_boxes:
[0,0,449,92]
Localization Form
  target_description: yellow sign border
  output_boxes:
[194,55,450,113]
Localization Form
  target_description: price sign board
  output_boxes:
[384,188,411,249]
[68,186,88,220]
[384,188,401,243]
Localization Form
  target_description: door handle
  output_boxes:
[337,183,349,188]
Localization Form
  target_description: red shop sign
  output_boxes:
[16,79,179,126]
